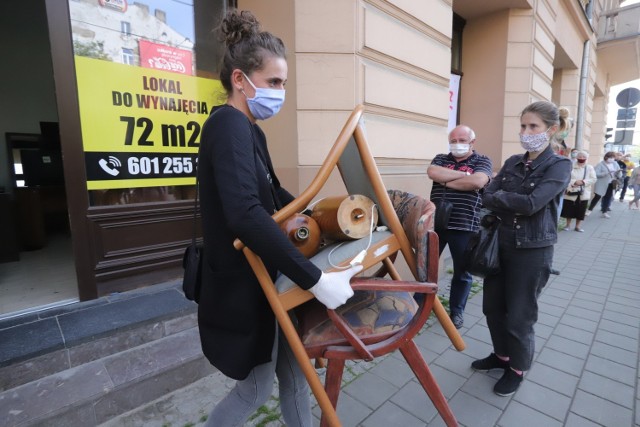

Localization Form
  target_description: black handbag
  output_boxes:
[182,179,202,303]
[566,168,586,197]
[434,185,453,231]
[463,214,501,278]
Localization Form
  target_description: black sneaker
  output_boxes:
[493,369,523,396]
[450,312,464,329]
[471,353,509,371]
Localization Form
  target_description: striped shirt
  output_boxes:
[429,151,493,232]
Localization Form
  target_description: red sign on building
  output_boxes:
[139,39,193,76]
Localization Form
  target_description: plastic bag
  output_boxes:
[463,214,501,278]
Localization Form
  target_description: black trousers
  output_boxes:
[482,226,553,371]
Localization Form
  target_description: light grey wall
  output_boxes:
[0,0,59,193]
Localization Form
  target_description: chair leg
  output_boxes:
[399,340,458,427]
[320,359,346,427]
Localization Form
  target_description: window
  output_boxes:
[121,48,135,65]
[121,21,131,38]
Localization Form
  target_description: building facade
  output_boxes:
[0,0,637,316]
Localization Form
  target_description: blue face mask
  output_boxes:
[242,72,285,120]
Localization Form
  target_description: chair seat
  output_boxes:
[301,289,418,348]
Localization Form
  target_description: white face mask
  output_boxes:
[449,143,470,157]
[606,158,615,164]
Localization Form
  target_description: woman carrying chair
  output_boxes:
[197,10,362,426]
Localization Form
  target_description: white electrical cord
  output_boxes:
[327,203,377,269]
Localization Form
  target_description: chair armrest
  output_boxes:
[350,277,438,294]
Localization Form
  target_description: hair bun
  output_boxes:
[221,10,261,46]
[558,106,570,121]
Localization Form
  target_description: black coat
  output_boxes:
[197,105,321,380]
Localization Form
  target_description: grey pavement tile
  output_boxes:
[604,302,640,320]
[589,340,637,368]
[433,348,476,379]
[637,399,640,426]
[538,294,570,309]
[526,363,579,397]
[571,390,634,427]
[343,370,399,410]
[579,284,610,296]
[594,329,638,352]
[497,400,563,427]
[536,311,560,328]
[570,298,605,312]
[598,318,639,339]
[606,294,640,310]
[573,290,607,304]
[558,313,598,333]
[513,380,571,421]
[413,330,455,355]
[368,353,414,388]
[458,336,494,361]
[444,391,502,427]
[536,348,585,376]
[601,309,640,327]
[578,370,635,409]
[423,365,467,399]
[563,412,603,427]
[318,392,371,427]
[462,323,492,346]
[537,303,565,318]
[544,335,590,359]
[390,380,439,423]
[460,372,509,410]
[360,401,427,427]
[552,324,594,345]
[584,354,636,386]
[564,306,602,322]
[541,288,574,302]
[610,283,640,295]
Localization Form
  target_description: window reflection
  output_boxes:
[69,0,233,206]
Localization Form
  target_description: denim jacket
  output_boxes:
[482,145,571,249]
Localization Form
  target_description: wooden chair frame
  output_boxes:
[234,105,463,426]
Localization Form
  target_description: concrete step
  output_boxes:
[0,326,216,427]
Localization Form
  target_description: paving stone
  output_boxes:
[544,335,591,360]
[433,348,476,379]
[564,306,602,322]
[455,336,493,361]
[513,380,571,421]
[604,300,640,316]
[0,348,68,391]
[533,322,553,339]
[589,341,637,368]
[459,372,509,410]
[552,324,594,345]
[563,412,602,427]
[526,362,578,397]
[390,380,438,423]
[571,389,633,427]
[361,401,427,427]
[584,354,635,387]
[598,318,638,339]
[601,310,639,327]
[594,329,638,352]
[498,400,563,427]
[558,313,598,333]
[446,391,501,427]
[463,323,492,345]
[343,369,399,410]
[330,391,372,427]
[536,311,560,328]
[368,353,414,388]
[573,291,607,304]
[413,330,455,355]
[422,364,466,399]
[578,370,635,409]
[536,348,585,376]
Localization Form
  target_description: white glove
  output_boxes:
[309,265,363,309]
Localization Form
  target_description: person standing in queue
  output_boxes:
[427,125,492,329]
[197,10,362,426]
[471,101,571,396]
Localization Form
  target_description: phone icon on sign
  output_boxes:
[99,156,122,176]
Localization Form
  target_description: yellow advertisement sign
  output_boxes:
[75,55,224,190]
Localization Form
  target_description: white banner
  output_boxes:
[448,74,461,132]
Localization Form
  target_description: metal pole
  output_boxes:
[574,1,594,151]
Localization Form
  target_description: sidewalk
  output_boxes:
[104,197,640,427]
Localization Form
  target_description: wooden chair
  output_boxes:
[234,105,463,426]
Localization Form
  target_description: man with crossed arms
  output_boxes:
[427,125,492,329]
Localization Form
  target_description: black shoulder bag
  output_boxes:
[434,183,453,232]
[182,179,202,302]
[463,213,501,278]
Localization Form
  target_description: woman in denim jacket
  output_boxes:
[471,101,571,397]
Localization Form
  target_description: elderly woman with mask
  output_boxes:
[561,150,597,232]
[587,151,622,218]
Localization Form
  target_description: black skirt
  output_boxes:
[561,198,588,220]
